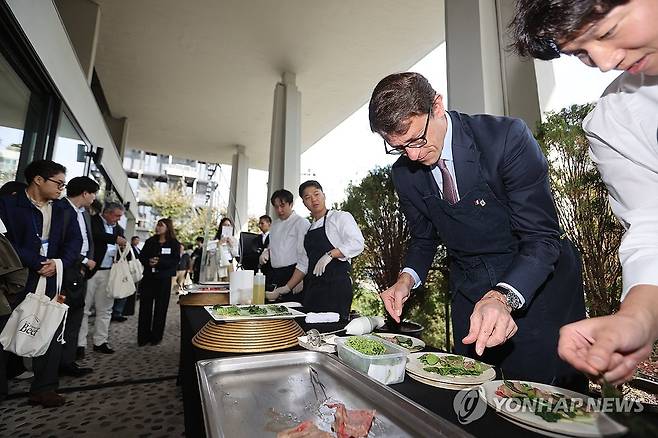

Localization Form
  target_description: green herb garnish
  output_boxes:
[346,336,387,355]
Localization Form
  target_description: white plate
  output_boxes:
[373,333,425,353]
[204,304,306,322]
[406,371,479,391]
[406,352,495,385]
[479,380,628,438]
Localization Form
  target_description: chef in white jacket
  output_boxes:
[509,0,658,385]
[273,180,364,320]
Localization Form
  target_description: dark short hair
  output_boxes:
[0,181,27,197]
[195,236,204,243]
[66,176,100,197]
[270,189,294,206]
[299,180,323,197]
[24,160,66,184]
[369,72,435,136]
[259,215,272,224]
[509,0,629,60]
[131,236,140,241]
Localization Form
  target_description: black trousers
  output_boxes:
[60,305,84,367]
[138,276,172,344]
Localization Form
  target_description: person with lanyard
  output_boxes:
[260,189,309,297]
[61,176,99,377]
[510,0,658,385]
[0,160,82,407]
[368,72,587,390]
[78,201,126,356]
[137,217,180,346]
[273,181,364,320]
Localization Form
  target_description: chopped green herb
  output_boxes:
[346,336,387,355]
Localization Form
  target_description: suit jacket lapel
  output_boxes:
[449,111,481,198]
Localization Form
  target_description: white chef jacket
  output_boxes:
[296,209,365,274]
[269,213,309,269]
[583,72,658,299]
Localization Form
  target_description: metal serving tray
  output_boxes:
[196,351,473,438]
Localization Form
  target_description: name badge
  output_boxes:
[161,248,172,255]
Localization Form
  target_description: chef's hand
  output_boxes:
[558,314,652,385]
[292,281,303,294]
[273,285,291,296]
[463,290,517,356]
[379,273,413,323]
[258,248,270,266]
[38,259,57,277]
[312,253,333,276]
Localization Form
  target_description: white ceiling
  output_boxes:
[93,0,445,170]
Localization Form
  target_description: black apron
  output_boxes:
[303,211,353,320]
[266,264,297,291]
[423,156,586,390]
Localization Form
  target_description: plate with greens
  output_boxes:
[479,380,628,437]
[374,333,425,352]
[406,352,495,385]
[204,304,306,321]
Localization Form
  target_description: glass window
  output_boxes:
[52,111,88,180]
[0,51,30,187]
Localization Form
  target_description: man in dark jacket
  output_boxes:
[61,176,99,377]
[0,160,82,407]
[77,202,126,356]
[369,73,586,391]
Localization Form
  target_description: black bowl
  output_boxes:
[380,320,424,336]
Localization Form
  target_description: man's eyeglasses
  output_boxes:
[383,107,432,155]
[46,178,67,189]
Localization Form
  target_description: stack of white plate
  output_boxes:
[405,352,496,390]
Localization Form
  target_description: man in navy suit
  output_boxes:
[0,160,82,407]
[369,72,586,389]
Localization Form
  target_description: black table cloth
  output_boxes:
[179,305,657,438]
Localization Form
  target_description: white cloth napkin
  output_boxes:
[304,312,340,323]
[344,316,386,335]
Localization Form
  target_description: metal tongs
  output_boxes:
[306,328,346,347]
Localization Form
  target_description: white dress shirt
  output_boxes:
[296,210,365,274]
[0,217,6,234]
[269,213,309,268]
[583,72,658,299]
[261,231,269,245]
[66,198,89,259]
[100,216,117,268]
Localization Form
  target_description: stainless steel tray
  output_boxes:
[196,351,473,438]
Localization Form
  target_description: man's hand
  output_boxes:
[258,248,270,266]
[37,259,57,277]
[379,273,414,323]
[558,314,653,385]
[312,253,333,276]
[86,259,96,270]
[116,236,127,246]
[273,285,291,296]
[463,290,517,356]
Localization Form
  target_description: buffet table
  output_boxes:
[179,305,657,438]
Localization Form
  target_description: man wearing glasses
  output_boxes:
[369,72,586,390]
[0,159,82,407]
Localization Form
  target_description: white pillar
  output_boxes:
[445,0,541,128]
[228,145,249,232]
[266,72,301,216]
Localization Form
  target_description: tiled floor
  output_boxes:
[1,294,185,437]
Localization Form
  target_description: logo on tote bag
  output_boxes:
[18,315,41,337]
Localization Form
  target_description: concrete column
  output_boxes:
[445,0,540,129]
[54,0,100,85]
[266,72,301,216]
[228,145,249,232]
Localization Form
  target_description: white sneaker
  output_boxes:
[14,371,34,380]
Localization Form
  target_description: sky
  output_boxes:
[241,43,621,218]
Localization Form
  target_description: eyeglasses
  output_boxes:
[383,106,432,155]
[46,178,67,189]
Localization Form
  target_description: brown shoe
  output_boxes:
[28,391,65,407]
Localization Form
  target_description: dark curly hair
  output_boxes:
[509,0,629,60]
